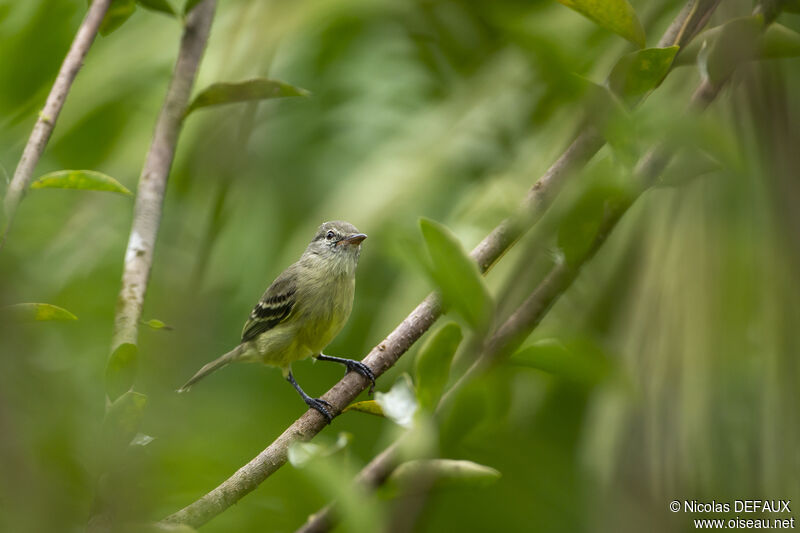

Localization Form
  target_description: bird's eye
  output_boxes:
[326,230,336,240]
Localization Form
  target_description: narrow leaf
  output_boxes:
[130,433,155,446]
[342,400,385,417]
[30,170,132,196]
[97,0,137,36]
[136,0,176,16]
[419,218,492,330]
[106,343,138,402]
[142,318,173,330]
[185,78,310,116]
[607,46,679,107]
[288,432,352,467]
[415,323,462,410]
[389,459,501,488]
[103,391,147,447]
[556,0,646,48]
[2,303,77,321]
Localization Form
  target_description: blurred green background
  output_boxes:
[1,0,799,531]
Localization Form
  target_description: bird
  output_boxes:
[178,220,375,422]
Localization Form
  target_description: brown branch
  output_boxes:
[164,1,725,528]
[1,0,112,247]
[111,0,216,350]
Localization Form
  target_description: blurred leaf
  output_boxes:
[705,15,764,84]
[761,24,800,58]
[783,0,800,12]
[655,149,721,188]
[389,459,501,488]
[130,432,155,446]
[419,218,492,330]
[2,302,77,321]
[30,170,133,196]
[607,46,679,107]
[183,0,203,15]
[136,0,175,16]
[106,343,138,402]
[557,177,633,265]
[555,0,646,48]
[122,524,197,533]
[343,400,385,417]
[96,0,136,36]
[103,391,147,446]
[288,432,352,468]
[509,338,612,385]
[142,318,173,330]
[375,376,418,428]
[185,78,310,116]
[415,323,462,410]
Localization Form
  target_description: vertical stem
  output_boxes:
[111,0,217,350]
[1,0,112,245]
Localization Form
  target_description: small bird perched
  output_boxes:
[178,221,375,422]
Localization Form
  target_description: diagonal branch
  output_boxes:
[1,0,112,247]
[112,0,216,350]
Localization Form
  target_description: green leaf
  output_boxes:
[103,391,147,447]
[705,15,764,84]
[761,24,800,59]
[142,318,173,330]
[30,170,133,196]
[130,433,155,446]
[389,459,501,488]
[183,0,203,15]
[415,323,462,410]
[419,218,492,330]
[136,0,175,16]
[783,0,800,13]
[509,338,612,385]
[96,0,137,36]
[555,0,645,48]
[185,78,310,116]
[556,177,632,265]
[106,343,138,402]
[342,400,385,417]
[287,432,352,467]
[2,303,77,321]
[607,46,679,107]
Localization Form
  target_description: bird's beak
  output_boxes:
[340,233,367,246]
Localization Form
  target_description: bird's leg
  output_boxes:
[316,353,376,394]
[286,370,333,423]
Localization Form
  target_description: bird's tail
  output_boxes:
[177,344,246,393]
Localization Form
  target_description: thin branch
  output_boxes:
[111,0,216,350]
[1,0,112,247]
[163,1,724,528]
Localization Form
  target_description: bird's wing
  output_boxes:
[241,269,298,343]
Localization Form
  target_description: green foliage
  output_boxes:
[509,338,612,385]
[185,79,310,117]
[103,390,147,447]
[136,0,176,17]
[142,318,172,330]
[375,376,418,428]
[704,15,764,85]
[1,302,78,321]
[389,459,501,488]
[30,170,133,196]
[555,0,645,48]
[419,218,492,331]
[607,46,679,107]
[761,24,800,58]
[556,173,633,266]
[415,322,462,410]
[342,400,385,417]
[97,0,137,36]
[105,343,138,401]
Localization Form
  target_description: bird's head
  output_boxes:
[304,221,367,274]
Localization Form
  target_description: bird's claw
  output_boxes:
[305,397,333,423]
[345,360,376,395]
